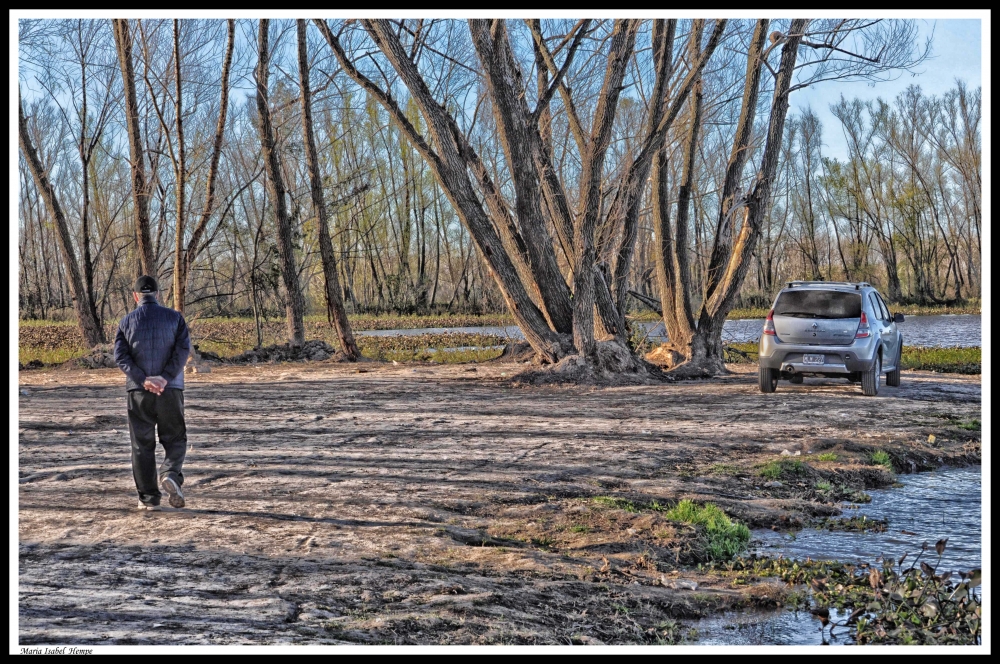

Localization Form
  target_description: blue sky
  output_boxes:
[789,18,983,162]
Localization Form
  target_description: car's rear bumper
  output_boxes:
[758,335,877,374]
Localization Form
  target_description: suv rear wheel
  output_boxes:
[862,354,881,396]
[886,344,901,387]
[759,366,778,393]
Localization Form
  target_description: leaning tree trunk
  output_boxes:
[468,20,574,335]
[19,92,105,347]
[316,19,567,363]
[112,18,155,278]
[296,19,360,360]
[256,19,305,348]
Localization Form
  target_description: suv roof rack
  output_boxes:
[786,280,871,290]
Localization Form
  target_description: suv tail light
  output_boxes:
[855,311,871,338]
[763,309,776,336]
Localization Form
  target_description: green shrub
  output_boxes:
[816,453,839,462]
[869,449,893,470]
[665,500,751,561]
[756,459,805,480]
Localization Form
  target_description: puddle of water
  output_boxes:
[355,315,980,348]
[694,606,854,646]
[754,466,981,574]
[693,466,982,645]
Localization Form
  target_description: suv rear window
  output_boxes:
[774,290,862,319]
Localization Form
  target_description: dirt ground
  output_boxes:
[17,360,981,645]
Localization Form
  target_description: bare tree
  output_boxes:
[19,91,106,346]
[296,19,360,359]
[256,19,306,347]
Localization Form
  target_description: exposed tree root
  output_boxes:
[511,339,666,386]
[645,342,730,378]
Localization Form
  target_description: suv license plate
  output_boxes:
[803,354,825,365]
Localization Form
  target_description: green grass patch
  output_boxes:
[957,419,980,431]
[18,346,89,366]
[901,346,980,374]
[868,449,893,470]
[815,481,832,491]
[816,452,839,462]
[592,496,642,513]
[591,496,669,514]
[569,525,590,534]
[756,458,806,480]
[664,500,751,562]
[708,463,740,476]
[723,342,759,364]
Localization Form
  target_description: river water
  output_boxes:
[355,314,981,348]
[693,465,982,646]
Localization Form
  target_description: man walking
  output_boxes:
[113,276,191,510]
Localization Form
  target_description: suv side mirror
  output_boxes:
[894,312,905,323]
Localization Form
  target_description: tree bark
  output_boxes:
[112,18,155,278]
[468,20,573,334]
[296,19,361,360]
[19,92,105,346]
[77,52,101,328]
[702,19,770,305]
[571,20,638,359]
[256,19,305,348]
[653,23,704,357]
[171,19,186,312]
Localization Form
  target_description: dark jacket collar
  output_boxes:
[138,294,158,305]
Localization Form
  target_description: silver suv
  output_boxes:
[758,281,904,396]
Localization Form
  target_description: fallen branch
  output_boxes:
[627,290,663,315]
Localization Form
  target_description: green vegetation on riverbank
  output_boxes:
[665,500,751,562]
[717,544,981,645]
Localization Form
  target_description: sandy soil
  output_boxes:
[18,361,980,645]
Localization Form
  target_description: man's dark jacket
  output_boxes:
[113,295,191,392]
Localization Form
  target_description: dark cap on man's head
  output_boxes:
[134,276,159,293]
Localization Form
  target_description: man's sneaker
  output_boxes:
[161,476,186,508]
[137,501,161,511]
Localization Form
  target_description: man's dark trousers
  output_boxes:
[127,388,186,506]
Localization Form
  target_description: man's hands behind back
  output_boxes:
[143,376,168,395]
